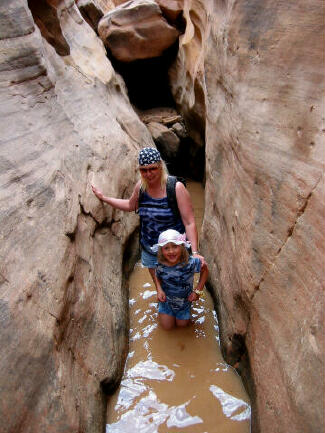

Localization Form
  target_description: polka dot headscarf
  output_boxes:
[138,147,161,166]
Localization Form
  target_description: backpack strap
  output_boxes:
[166,175,181,221]
[135,184,144,214]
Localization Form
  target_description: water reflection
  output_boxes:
[209,385,251,421]
[107,391,205,433]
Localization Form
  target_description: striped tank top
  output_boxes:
[138,190,185,252]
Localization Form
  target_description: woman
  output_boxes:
[91,147,205,289]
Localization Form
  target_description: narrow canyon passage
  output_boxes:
[106,182,251,433]
[1,2,323,433]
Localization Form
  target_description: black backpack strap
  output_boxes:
[166,175,181,221]
[135,184,144,214]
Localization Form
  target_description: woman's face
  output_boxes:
[161,243,182,265]
[139,162,161,184]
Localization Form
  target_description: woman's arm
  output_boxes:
[175,182,206,265]
[195,264,209,292]
[175,182,198,250]
[91,180,141,212]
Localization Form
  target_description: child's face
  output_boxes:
[161,242,182,265]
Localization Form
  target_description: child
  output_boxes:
[151,229,209,330]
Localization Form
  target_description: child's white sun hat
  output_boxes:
[151,229,191,253]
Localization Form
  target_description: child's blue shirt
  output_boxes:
[156,257,201,301]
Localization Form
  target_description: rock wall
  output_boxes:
[0,1,153,432]
[170,1,324,432]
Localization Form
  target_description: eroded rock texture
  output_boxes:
[0,1,152,432]
[169,1,324,432]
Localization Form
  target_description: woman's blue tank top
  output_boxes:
[138,191,185,251]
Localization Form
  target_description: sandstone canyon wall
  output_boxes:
[170,1,324,433]
[0,1,153,432]
[0,1,324,433]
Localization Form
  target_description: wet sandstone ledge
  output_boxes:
[0,1,324,433]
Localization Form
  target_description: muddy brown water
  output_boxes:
[106,181,251,433]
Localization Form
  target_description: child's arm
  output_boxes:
[188,263,208,301]
[155,272,166,302]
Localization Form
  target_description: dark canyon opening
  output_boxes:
[108,42,205,182]
[109,42,178,110]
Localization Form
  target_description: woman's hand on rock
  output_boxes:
[91,185,104,201]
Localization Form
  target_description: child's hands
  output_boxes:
[157,288,166,302]
[188,291,200,302]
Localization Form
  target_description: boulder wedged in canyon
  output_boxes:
[110,0,185,27]
[0,1,153,432]
[98,0,180,62]
[169,1,324,432]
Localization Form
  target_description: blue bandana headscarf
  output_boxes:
[138,147,161,166]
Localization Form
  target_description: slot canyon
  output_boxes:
[0,1,324,433]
